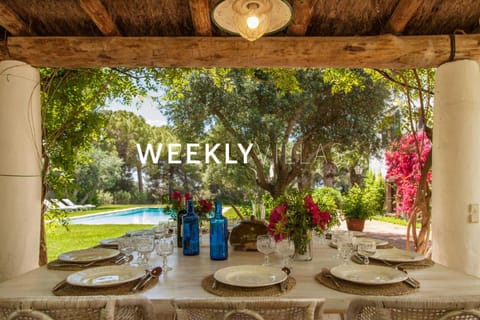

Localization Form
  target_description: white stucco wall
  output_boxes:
[0,61,41,281]
[432,59,480,277]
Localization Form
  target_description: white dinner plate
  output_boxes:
[330,237,388,248]
[371,248,426,262]
[330,264,408,285]
[351,231,366,237]
[214,265,288,288]
[58,248,120,262]
[100,238,119,246]
[357,237,389,246]
[66,266,145,287]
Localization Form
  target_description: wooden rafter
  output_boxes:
[0,41,8,59]
[189,0,212,36]
[79,0,121,36]
[6,34,480,69]
[0,2,32,36]
[385,0,423,34]
[287,0,318,36]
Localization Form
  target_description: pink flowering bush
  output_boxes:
[385,132,432,217]
[267,191,331,255]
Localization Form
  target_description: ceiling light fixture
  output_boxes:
[212,0,293,42]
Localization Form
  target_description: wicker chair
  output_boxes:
[347,296,480,320]
[0,296,154,320]
[172,298,324,320]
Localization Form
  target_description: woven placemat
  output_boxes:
[52,277,158,296]
[47,253,127,271]
[315,270,416,296]
[201,274,296,297]
[351,254,435,270]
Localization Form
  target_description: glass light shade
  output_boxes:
[232,0,272,41]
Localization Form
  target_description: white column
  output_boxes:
[0,61,41,281]
[433,59,480,277]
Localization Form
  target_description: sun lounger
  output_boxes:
[62,198,96,210]
[50,199,79,211]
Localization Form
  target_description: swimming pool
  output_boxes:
[70,207,170,225]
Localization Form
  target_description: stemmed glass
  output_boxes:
[256,235,275,266]
[357,238,377,264]
[117,237,135,264]
[276,238,295,268]
[134,234,155,266]
[156,236,174,271]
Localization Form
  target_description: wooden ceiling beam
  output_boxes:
[0,41,9,59]
[287,0,318,36]
[79,0,121,36]
[385,0,423,34]
[6,35,480,69]
[0,2,32,36]
[189,0,212,36]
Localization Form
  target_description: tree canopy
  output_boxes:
[159,68,389,198]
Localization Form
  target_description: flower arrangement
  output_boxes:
[165,190,191,220]
[267,191,331,257]
[166,190,213,222]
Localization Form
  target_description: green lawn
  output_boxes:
[46,204,239,262]
[372,214,421,228]
[46,224,153,262]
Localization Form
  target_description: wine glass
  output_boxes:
[117,237,135,264]
[134,234,155,266]
[357,238,377,264]
[256,235,275,266]
[156,236,174,271]
[276,238,295,268]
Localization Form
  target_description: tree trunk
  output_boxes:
[297,170,313,191]
[406,148,432,254]
[38,152,49,266]
[323,160,337,187]
[349,167,362,187]
[136,164,144,193]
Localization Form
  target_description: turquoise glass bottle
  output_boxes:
[182,200,199,255]
[210,201,228,260]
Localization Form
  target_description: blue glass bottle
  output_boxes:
[182,200,199,256]
[210,201,228,260]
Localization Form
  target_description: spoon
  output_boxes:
[132,267,162,292]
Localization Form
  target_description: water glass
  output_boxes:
[134,234,155,266]
[156,236,174,271]
[337,231,354,264]
[256,235,275,266]
[276,238,295,268]
[357,238,377,264]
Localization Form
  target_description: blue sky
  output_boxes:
[106,96,167,127]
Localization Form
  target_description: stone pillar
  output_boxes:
[0,61,41,281]
[433,59,480,277]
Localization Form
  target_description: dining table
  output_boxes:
[1,237,480,320]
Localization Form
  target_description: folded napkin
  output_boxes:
[47,253,127,271]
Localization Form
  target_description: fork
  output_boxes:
[322,268,341,288]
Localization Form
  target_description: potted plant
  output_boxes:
[342,185,370,231]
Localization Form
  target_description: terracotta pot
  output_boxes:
[346,218,365,232]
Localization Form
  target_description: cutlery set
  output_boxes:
[132,267,162,292]
[352,254,421,288]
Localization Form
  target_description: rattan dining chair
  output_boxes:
[347,296,480,320]
[0,296,154,320]
[173,298,325,320]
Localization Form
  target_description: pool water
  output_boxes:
[70,207,170,225]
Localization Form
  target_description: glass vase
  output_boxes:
[292,230,313,261]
